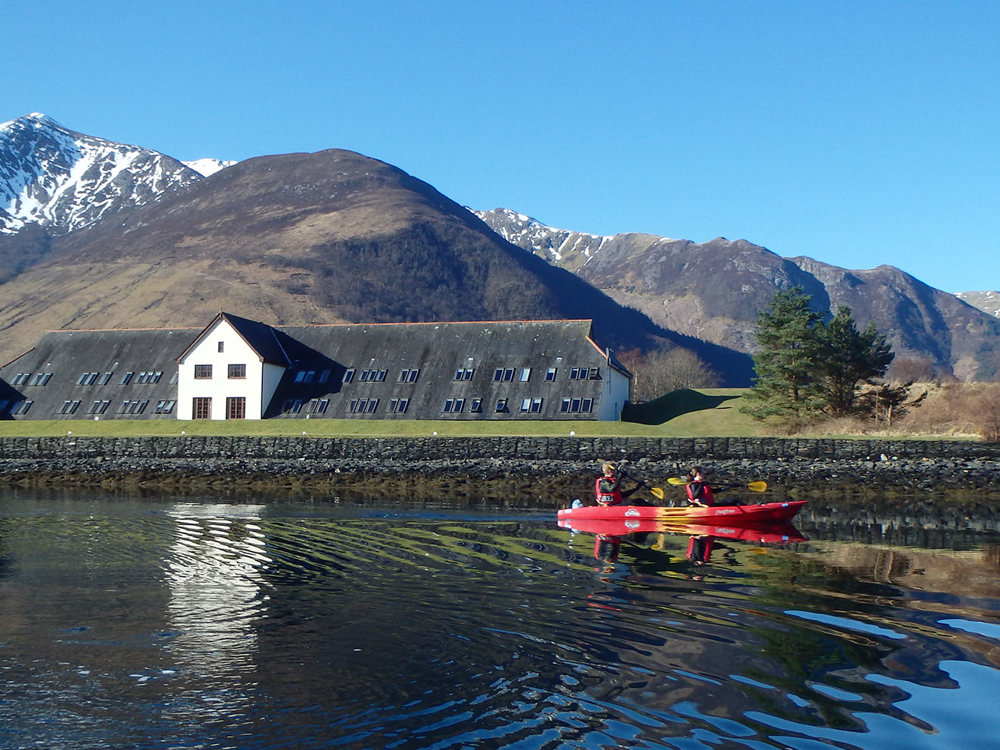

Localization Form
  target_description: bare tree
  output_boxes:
[624,347,721,403]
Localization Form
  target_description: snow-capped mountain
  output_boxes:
[0,113,204,235]
[183,158,238,178]
[472,208,619,273]
[955,291,1000,319]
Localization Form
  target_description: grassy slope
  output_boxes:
[0,389,763,438]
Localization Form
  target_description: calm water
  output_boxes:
[1,489,999,749]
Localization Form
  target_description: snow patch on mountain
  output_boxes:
[183,158,237,177]
[955,290,1000,318]
[0,113,202,235]
[472,207,614,264]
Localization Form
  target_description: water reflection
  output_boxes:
[0,491,998,749]
[164,503,270,678]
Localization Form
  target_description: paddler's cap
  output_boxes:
[602,462,616,473]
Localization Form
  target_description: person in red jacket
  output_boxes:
[685,466,716,506]
[594,462,642,506]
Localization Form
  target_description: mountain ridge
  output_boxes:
[474,209,1000,380]
[1,113,998,384]
[1,139,752,381]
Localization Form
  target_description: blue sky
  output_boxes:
[6,1,999,293]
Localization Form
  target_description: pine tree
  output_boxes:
[742,288,825,422]
[816,306,894,415]
[743,290,896,424]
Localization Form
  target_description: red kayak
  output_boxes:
[557,500,806,525]
[558,516,807,544]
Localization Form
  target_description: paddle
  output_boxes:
[667,477,768,493]
[633,479,665,501]
[605,460,665,501]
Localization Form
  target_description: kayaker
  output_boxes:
[685,466,716,507]
[595,462,642,506]
[687,534,714,565]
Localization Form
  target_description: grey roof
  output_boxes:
[179,312,292,366]
[264,319,624,420]
[0,327,197,420]
[1,317,630,421]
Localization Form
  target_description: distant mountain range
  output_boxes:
[1,113,999,384]
[474,209,1000,381]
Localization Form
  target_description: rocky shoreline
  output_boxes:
[1,435,999,505]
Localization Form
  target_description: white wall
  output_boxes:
[177,319,274,420]
[597,368,631,421]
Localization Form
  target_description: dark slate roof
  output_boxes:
[178,312,292,366]
[0,327,197,420]
[263,319,624,420]
[0,317,630,421]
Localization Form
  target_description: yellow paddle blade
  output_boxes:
[667,477,688,486]
[747,481,768,493]
[650,486,665,500]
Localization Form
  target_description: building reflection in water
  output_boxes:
[164,503,270,684]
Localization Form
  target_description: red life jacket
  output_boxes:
[687,535,715,563]
[686,482,715,505]
[595,475,623,505]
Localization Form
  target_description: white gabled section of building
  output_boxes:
[176,314,289,421]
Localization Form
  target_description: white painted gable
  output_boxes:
[176,317,286,420]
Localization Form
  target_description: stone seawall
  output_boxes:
[1,436,998,503]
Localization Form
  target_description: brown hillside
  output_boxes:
[1,149,751,379]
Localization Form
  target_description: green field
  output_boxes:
[0,389,764,438]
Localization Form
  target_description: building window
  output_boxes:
[519,368,531,382]
[493,368,515,382]
[121,372,134,385]
[294,370,314,383]
[218,341,225,353]
[359,369,387,382]
[154,400,176,414]
[343,369,355,383]
[520,398,543,413]
[119,400,148,415]
[454,368,475,381]
[470,398,483,413]
[226,397,246,420]
[569,367,601,380]
[545,367,558,381]
[29,373,53,386]
[442,398,466,413]
[11,373,30,386]
[388,398,409,414]
[10,400,32,415]
[306,398,329,414]
[348,398,379,414]
[228,364,247,379]
[495,398,509,413]
[76,372,99,386]
[319,370,331,384]
[58,400,81,415]
[282,399,303,414]
[192,397,212,419]
[398,368,420,383]
[560,397,594,413]
[194,365,213,379]
[88,400,110,415]
[97,372,112,386]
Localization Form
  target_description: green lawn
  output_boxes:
[0,389,767,438]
